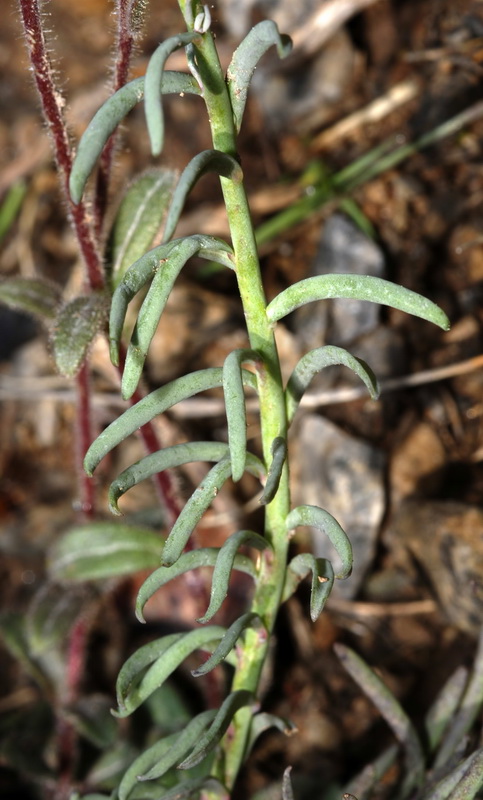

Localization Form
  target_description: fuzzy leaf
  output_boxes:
[110,169,178,288]
[335,643,425,793]
[223,349,259,482]
[427,749,483,800]
[285,345,379,423]
[49,522,164,582]
[196,530,268,623]
[69,73,201,204]
[144,32,201,156]
[0,277,61,320]
[108,441,229,514]
[282,554,334,621]
[136,548,257,624]
[139,710,217,782]
[266,274,450,331]
[286,505,352,580]
[259,436,287,505]
[26,583,89,656]
[227,21,292,132]
[163,150,243,242]
[193,613,264,677]
[424,666,468,754]
[178,690,254,769]
[161,453,265,568]
[84,367,257,476]
[115,627,225,716]
[246,713,297,757]
[151,777,227,800]
[52,291,109,377]
[282,767,295,800]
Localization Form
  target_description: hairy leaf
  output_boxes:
[427,749,483,800]
[285,345,379,423]
[110,169,178,288]
[425,666,468,754]
[259,436,286,504]
[282,767,295,800]
[140,710,217,781]
[0,277,61,320]
[117,730,179,800]
[178,690,254,769]
[136,548,257,623]
[335,643,425,794]
[286,505,352,580]
[223,349,259,482]
[196,529,268,623]
[49,522,164,581]
[282,554,334,621]
[52,291,109,377]
[227,21,292,132]
[193,613,264,677]
[144,32,201,156]
[266,274,450,331]
[109,441,229,514]
[84,367,258,476]
[115,627,225,716]
[69,73,200,204]
[163,150,243,243]
[151,777,227,800]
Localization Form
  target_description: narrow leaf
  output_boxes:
[193,613,264,677]
[246,713,297,757]
[178,690,254,769]
[49,522,164,582]
[260,436,286,504]
[152,777,227,800]
[136,548,257,623]
[282,767,295,800]
[69,73,201,204]
[285,345,379,423]
[163,150,243,243]
[0,277,61,320]
[139,710,218,781]
[84,367,258,476]
[424,666,468,754]
[144,32,201,156]
[286,505,352,580]
[118,729,180,800]
[110,169,178,288]
[223,349,259,482]
[108,442,229,514]
[426,749,483,800]
[196,529,268,623]
[335,643,425,793]
[266,274,450,331]
[115,626,225,716]
[227,21,292,132]
[282,554,334,621]
[53,291,109,377]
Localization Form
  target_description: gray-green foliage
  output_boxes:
[61,1,451,798]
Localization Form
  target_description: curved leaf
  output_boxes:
[227,21,292,132]
[153,777,227,800]
[126,710,216,787]
[110,169,178,288]
[223,349,259,482]
[285,345,379,423]
[163,149,243,245]
[144,32,201,156]
[108,442,229,514]
[84,367,258,476]
[259,436,286,505]
[0,277,61,320]
[49,522,164,582]
[69,73,201,204]
[196,529,268,623]
[178,690,254,770]
[286,505,352,580]
[52,291,110,377]
[193,613,264,677]
[136,548,257,623]
[335,643,425,793]
[120,235,233,398]
[266,274,450,331]
[282,554,334,621]
[246,713,297,757]
[115,626,225,716]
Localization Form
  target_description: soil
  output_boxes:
[1,1,483,799]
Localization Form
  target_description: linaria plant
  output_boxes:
[11,1,454,798]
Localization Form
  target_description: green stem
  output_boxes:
[181,7,290,789]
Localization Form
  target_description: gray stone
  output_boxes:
[293,414,385,598]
